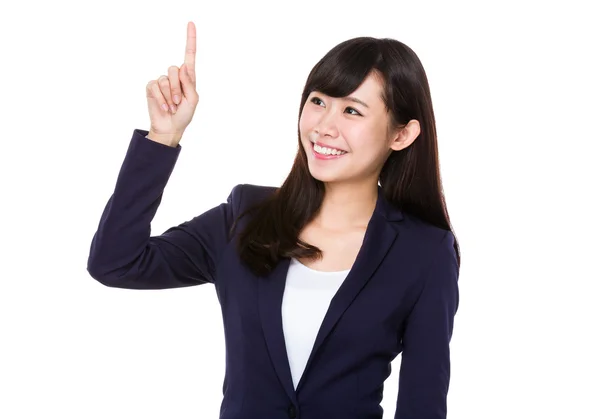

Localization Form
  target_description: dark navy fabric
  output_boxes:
[87,129,460,419]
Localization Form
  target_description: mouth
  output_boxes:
[309,140,348,160]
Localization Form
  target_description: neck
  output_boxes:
[314,181,379,230]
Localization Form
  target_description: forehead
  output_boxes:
[353,73,385,104]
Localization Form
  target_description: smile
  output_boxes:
[311,142,348,160]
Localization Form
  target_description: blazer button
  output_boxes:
[288,404,297,418]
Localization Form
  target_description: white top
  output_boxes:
[281,258,351,389]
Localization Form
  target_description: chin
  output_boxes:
[307,165,344,183]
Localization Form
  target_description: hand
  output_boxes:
[145,21,199,146]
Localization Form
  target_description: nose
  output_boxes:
[313,109,339,138]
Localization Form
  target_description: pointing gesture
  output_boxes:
[146,21,199,147]
[184,21,196,87]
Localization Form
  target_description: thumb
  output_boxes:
[180,64,195,100]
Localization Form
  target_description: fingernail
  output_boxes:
[173,95,180,104]
[170,104,177,113]
[162,104,169,112]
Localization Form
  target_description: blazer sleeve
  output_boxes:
[86,128,244,290]
[395,230,460,419]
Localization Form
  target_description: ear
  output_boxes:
[389,119,421,151]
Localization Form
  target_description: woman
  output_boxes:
[88,21,460,419]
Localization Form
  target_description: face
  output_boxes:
[299,72,406,186]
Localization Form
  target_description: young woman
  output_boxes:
[88,21,460,419]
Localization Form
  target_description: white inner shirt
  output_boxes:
[281,257,351,390]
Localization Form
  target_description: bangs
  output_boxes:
[305,38,382,99]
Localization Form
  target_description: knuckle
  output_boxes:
[168,65,179,72]
[151,84,162,97]
[146,82,159,97]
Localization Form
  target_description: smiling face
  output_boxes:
[299,71,404,186]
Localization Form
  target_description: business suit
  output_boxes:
[87,128,460,419]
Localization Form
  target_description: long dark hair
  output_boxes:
[233,36,460,277]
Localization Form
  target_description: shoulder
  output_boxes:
[227,183,278,216]
[391,214,459,310]
[393,212,457,268]
[395,213,454,246]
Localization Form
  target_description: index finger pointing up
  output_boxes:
[184,21,196,82]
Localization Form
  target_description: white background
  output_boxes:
[1,0,599,418]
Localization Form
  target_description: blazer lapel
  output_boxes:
[257,186,403,398]
[296,195,400,391]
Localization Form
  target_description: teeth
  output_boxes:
[313,143,346,156]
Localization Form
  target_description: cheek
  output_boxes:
[298,115,307,134]
[341,125,374,151]
[299,108,319,133]
[343,128,388,160]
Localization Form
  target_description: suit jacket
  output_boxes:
[87,129,460,419]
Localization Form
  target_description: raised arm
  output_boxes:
[86,129,244,289]
[87,22,243,289]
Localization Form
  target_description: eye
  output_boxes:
[310,97,325,107]
[310,96,362,116]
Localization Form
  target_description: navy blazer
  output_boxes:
[87,129,460,419]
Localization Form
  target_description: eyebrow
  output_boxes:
[312,92,370,109]
[346,96,370,109]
